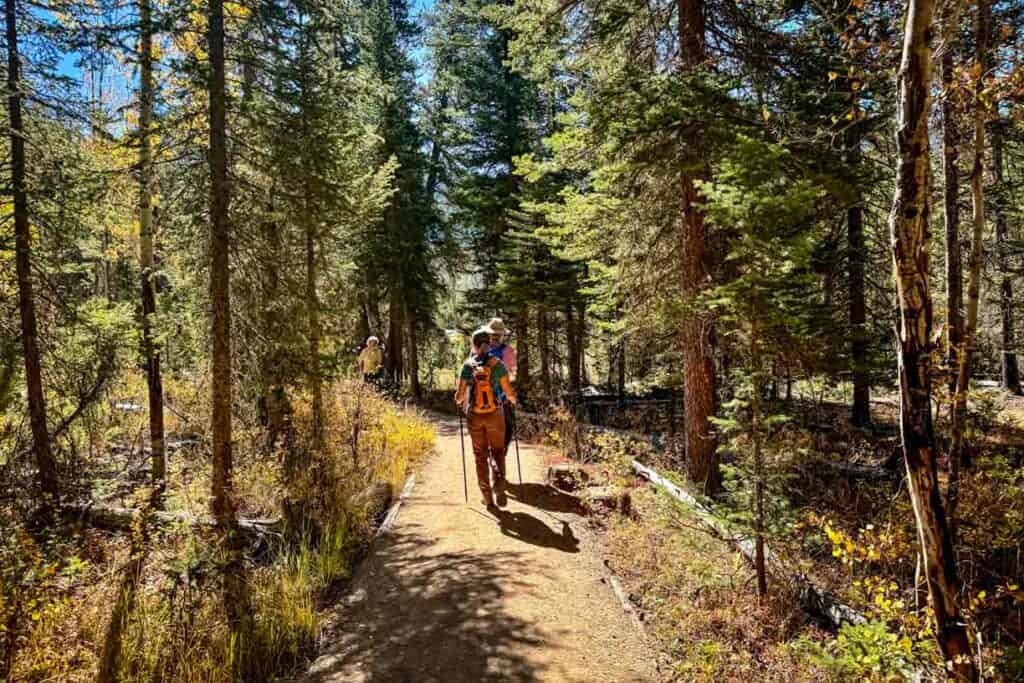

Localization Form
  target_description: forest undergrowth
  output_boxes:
[0,376,434,682]
[532,389,1024,682]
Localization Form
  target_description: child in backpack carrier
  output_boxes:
[455,327,518,509]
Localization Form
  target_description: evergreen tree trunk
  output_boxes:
[576,300,587,386]
[6,0,58,511]
[750,329,767,598]
[138,0,165,488]
[517,306,530,401]
[260,193,286,450]
[889,0,976,675]
[993,120,1019,393]
[305,218,324,443]
[942,48,963,395]
[357,296,371,345]
[566,305,580,393]
[207,0,238,539]
[847,129,870,426]
[678,0,719,495]
[425,81,448,200]
[366,289,382,334]
[617,338,626,397]
[951,0,990,489]
[407,311,421,399]
[207,0,250,661]
[539,307,551,399]
[386,291,404,383]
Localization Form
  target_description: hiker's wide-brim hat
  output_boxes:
[484,318,509,335]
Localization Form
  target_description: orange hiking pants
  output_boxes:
[467,409,507,496]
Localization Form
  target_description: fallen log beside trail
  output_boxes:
[630,460,866,630]
[66,478,396,546]
[809,460,901,483]
[64,502,283,542]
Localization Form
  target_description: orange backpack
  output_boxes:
[470,357,499,414]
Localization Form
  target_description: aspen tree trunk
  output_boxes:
[993,120,1019,393]
[6,0,59,511]
[138,0,165,488]
[678,0,719,494]
[889,0,977,675]
[951,0,990,489]
[847,129,870,426]
[942,48,963,395]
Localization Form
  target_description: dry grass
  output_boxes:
[603,486,827,682]
[1,379,435,682]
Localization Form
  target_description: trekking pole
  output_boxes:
[458,409,468,503]
[512,405,523,486]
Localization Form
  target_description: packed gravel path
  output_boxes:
[301,412,658,683]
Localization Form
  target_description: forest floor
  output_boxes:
[300,413,657,683]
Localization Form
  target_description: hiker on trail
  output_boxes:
[455,328,518,509]
[484,318,518,449]
[485,318,517,379]
[357,336,383,382]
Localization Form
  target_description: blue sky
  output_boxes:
[56,0,442,103]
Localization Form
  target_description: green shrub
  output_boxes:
[795,620,914,682]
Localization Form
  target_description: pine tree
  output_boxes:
[207,0,234,531]
[136,0,166,487]
[361,0,437,392]
[702,135,825,597]
[6,0,59,513]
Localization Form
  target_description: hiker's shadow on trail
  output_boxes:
[305,526,562,683]
[496,509,580,554]
[507,482,584,516]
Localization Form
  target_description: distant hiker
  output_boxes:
[455,328,518,509]
[485,317,518,448]
[358,336,383,382]
[485,318,517,380]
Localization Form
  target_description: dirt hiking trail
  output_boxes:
[301,413,657,682]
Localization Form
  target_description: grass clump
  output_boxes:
[1,380,434,682]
